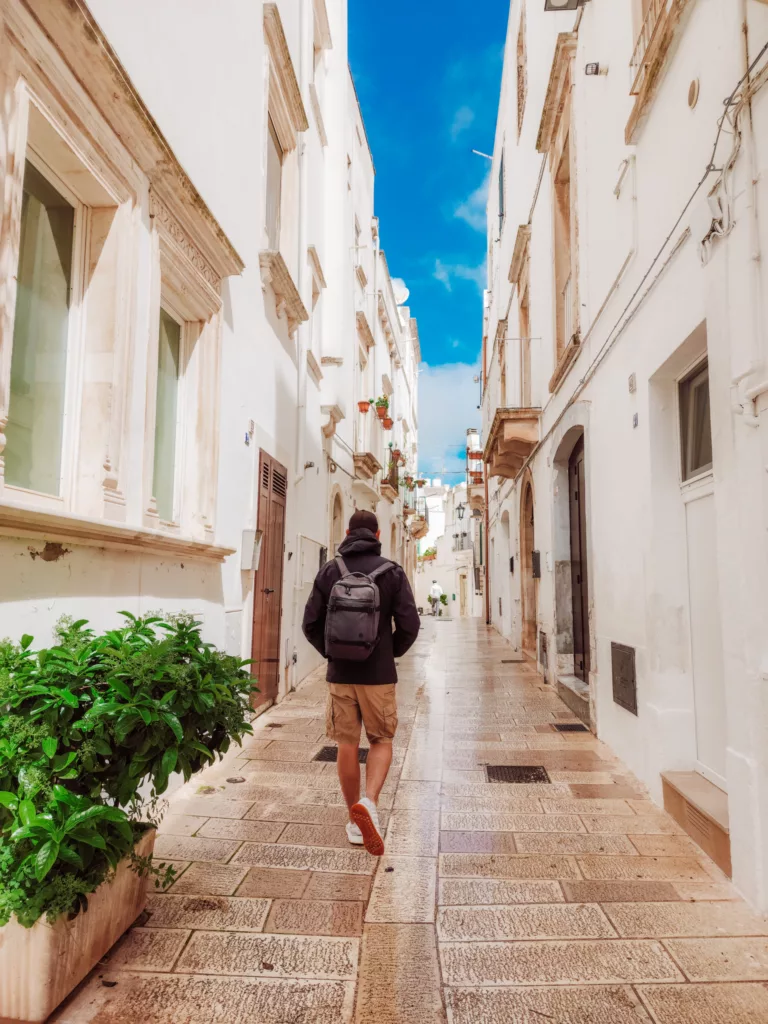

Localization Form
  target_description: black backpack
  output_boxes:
[324,556,394,662]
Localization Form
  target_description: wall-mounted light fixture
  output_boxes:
[585,62,608,77]
[544,0,587,11]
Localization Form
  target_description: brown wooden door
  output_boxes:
[569,437,590,682]
[251,451,287,707]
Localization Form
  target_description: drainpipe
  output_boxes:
[294,0,311,487]
[484,469,491,625]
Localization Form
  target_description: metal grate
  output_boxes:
[611,642,638,715]
[554,723,589,733]
[486,765,551,784]
[313,746,368,764]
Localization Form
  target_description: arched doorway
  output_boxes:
[331,491,344,554]
[520,476,537,659]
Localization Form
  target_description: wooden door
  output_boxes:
[569,437,590,681]
[251,451,287,707]
[520,482,537,656]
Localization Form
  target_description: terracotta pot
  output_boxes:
[358,401,371,414]
[375,405,388,420]
[0,829,156,1023]
[391,449,401,461]
[382,417,394,430]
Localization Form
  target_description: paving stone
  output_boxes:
[171,797,255,818]
[386,811,440,856]
[440,938,682,985]
[548,771,618,784]
[637,982,768,1023]
[604,901,768,938]
[440,853,580,879]
[441,770,490,785]
[570,784,645,799]
[578,855,714,881]
[366,856,437,923]
[541,798,634,815]
[393,781,442,809]
[153,835,242,863]
[105,928,190,971]
[236,867,311,898]
[305,872,373,902]
[514,832,638,855]
[441,785,569,802]
[629,834,701,856]
[439,831,517,854]
[245,803,357,826]
[146,894,270,931]
[562,880,681,903]
[442,812,581,832]
[438,902,616,941]
[196,817,285,843]
[354,924,445,1023]
[175,931,359,979]
[169,862,249,896]
[582,814,684,834]
[663,937,768,980]
[266,899,364,936]
[674,880,741,901]
[243,741,321,761]
[445,985,650,1024]
[232,842,374,875]
[157,814,209,837]
[438,878,564,905]
[278,823,355,849]
[49,973,356,1024]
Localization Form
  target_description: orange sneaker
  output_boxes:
[350,797,385,856]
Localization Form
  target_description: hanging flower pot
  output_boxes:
[415,478,427,487]
[382,416,394,430]
[375,395,389,420]
[358,400,371,414]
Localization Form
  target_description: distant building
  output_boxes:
[481,0,768,907]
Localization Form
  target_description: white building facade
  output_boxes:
[0,1,419,707]
[482,0,768,908]
[416,481,484,619]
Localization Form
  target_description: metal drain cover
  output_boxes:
[314,746,368,764]
[554,723,589,733]
[486,765,551,784]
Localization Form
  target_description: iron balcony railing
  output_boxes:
[413,496,429,524]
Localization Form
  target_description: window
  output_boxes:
[554,133,574,358]
[153,309,182,522]
[517,4,528,137]
[679,360,713,481]
[5,160,76,495]
[266,116,283,250]
[520,288,531,407]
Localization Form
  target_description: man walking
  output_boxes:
[429,579,444,616]
[302,509,419,855]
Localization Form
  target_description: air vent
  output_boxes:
[272,470,288,497]
[685,803,712,840]
[554,723,588,733]
[611,642,638,715]
[486,765,551,784]
[314,746,368,764]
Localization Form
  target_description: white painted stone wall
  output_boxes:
[482,0,768,909]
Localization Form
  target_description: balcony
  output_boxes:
[468,482,485,514]
[409,496,429,539]
[380,459,399,503]
[484,407,541,480]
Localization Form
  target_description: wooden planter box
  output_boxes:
[0,829,155,1023]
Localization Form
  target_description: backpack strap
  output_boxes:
[368,560,395,582]
[334,555,350,578]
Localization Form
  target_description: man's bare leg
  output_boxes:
[337,743,361,810]
[364,739,392,804]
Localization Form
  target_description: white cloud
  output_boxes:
[450,105,475,142]
[417,360,481,483]
[433,257,486,295]
[454,172,489,233]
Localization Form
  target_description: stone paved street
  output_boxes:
[54,621,768,1023]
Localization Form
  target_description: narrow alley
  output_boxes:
[53,621,768,1024]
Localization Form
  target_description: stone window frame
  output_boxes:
[517,1,528,138]
[536,32,581,395]
[0,0,242,560]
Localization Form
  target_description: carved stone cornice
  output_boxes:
[264,2,309,152]
[150,191,220,291]
[356,310,375,350]
[259,250,309,338]
[410,318,421,363]
[355,264,368,289]
[321,356,344,367]
[353,452,382,480]
[308,245,327,288]
[307,350,323,384]
[313,0,333,50]
[509,225,531,285]
[321,403,344,439]
[536,33,577,154]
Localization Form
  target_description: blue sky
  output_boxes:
[349,0,508,481]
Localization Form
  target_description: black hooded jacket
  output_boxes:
[302,528,420,684]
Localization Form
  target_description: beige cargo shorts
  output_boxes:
[326,683,398,746]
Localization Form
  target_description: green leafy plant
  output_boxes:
[440,594,448,606]
[374,395,389,410]
[0,613,256,928]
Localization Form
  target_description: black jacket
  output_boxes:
[302,528,420,684]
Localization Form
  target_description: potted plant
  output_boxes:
[358,399,372,414]
[382,416,394,430]
[390,447,401,462]
[415,478,427,487]
[0,613,256,1023]
[374,395,389,420]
